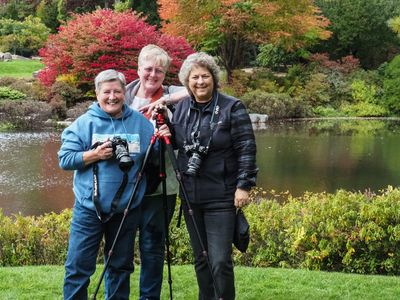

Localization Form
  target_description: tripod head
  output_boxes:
[154,106,171,145]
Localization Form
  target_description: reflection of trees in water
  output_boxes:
[255,119,400,196]
[308,119,400,136]
[264,119,400,136]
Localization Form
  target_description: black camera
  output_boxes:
[93,136,134,172]
[110,136,134,171]
[184,142,208,177]
[186,152,203,176]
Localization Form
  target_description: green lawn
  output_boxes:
[0,59,44,78]
[0,265,399,299]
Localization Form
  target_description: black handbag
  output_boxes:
[233,208,250,253]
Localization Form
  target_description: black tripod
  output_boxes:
[91,111,222,300]
[154,113,223,300]
[91,132,159,300]
[91,114,175,300]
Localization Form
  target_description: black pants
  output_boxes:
[183,202,236,300]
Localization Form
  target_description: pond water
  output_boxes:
[1,119,400,216]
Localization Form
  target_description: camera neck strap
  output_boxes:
[187,92,219,154]
[92,163,129,223]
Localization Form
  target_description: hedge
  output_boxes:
[1,187,400,275]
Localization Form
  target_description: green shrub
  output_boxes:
[0,122,16,132]
[241,90,311,119]
[0,87,26,100]
[339,102,388,117]
[0,209,71,266]
[240,187,400,274]
[0,77,50,102]
[294,72,331,106]
[383,55,400,114]
[312,106,343,117]
[351,79,377,103]
[2,188,400,275]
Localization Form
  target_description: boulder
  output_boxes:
[3,52,12,61]
[249,113,268,123]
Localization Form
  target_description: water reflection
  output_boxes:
[1,119,400,216]
[0,132,73,216]
[256,119,400,196]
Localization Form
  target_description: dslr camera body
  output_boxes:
[183,141,208,177]
[94,136,134,172]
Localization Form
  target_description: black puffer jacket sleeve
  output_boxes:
[230,101,258,190]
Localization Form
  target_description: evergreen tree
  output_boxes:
[132,0,160,27]
[315,0,400,68]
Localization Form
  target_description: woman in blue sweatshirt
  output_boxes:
[59,69,170,299]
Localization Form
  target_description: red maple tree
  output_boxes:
[39,9,194,89]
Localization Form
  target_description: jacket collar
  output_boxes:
[189,90,218,113]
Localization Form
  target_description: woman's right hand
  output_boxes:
[83,141,113,165]
[139,98,165,115]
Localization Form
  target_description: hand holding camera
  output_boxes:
[94,140,113,160]
[90,136,134,172]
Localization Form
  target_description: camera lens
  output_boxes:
[111,138,134,172]
[185,152,202,177]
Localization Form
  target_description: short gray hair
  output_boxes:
[138,44,172,71]
[178,52,220,89]
[95,69,126,92]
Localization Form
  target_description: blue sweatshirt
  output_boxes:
[58,102,155,214]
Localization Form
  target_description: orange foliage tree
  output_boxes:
[158,0,331,81]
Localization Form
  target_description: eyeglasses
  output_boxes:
[142,67,165,75]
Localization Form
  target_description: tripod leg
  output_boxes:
[159,140,174,300]
[91,135,157,300]
[163,139,223,300]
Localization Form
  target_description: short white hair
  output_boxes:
[138,44,172,72]
[95,69,126,92]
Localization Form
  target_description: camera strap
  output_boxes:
[92,163,129,223]
[186,93,220,155]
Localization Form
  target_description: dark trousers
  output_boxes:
[138,194,176,300]
[183,202,236,300]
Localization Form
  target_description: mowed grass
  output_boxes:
[0,59,44,78]
[0,265,399,299]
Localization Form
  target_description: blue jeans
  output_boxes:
[63,202,140,300]
[138,194,176,300]
[183,202,236,300]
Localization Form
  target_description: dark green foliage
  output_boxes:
[132,0,161,27]
[62,0,105,14]
[256,44,306,71]
[315,0,400,68]
[36,0,60,33]
[0,0,37,20]
[383,55,400,114]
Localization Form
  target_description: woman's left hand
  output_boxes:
[155,124,171,137]
[234,188,250,208]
